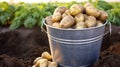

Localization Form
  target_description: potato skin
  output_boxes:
[60,16,75,28]
[52,12,62,22]
[48,61,58,67]
[34,58,48,67]
[97,20,103,26]
[39,59,48,67]
[85,16,97,27]
[41,52,52,61]
[54,6,67,14]
[52,22,60,28]
[86,6,100,18]
[84,2,93,8]
[45,16,53,25]
[32,65,35,67]
[62,9,71,18]
[75,22,86,29]
[99,10,108,22]
[75,13,84,23]
[70,4,84,16]
[33,57,43,64]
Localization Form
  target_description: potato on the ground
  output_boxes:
[86,6,100,18]
[33,57,43,64]
[48,61,58,67]
[52,12,62,22]
[75,22,86,29]
[52,22,60,28]
[84,2,94,8]
[34,58,48,67]
[99,10,108,22]
[38,59,48,67]
[60,16,75,28]
[70,4,84,16]
[62,9,71,18]
[54,6,67,14]
[97,21,103,26]
[32,65,35,67]
[45,16,53,25]
[85,16,97,27]
[41,52,52,61]
[75,13,84,23]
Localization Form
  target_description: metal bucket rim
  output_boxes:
[43,19,108,31]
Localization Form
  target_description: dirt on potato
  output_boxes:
[0,25,120,67]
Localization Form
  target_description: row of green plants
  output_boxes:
[0,2,56,30]
[0,1,120,30]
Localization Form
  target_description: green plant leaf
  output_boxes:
[9,17,22,30]
[97,0,112,11]
[0,15,6,25]
[24,16,37,29]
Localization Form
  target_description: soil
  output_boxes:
[0,25,120,67]
[0,26,50,67]
[94,25,120,67]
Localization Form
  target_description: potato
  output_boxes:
[39,59,48,67]
[34,58,47,67]
[41,52,52,61]
[97,21,103,26]
[60,16,75,28]
[86,6,100,18]
[48,61,58,67]
[54,6,67,14]
[33,57,43,64]
[84,2,94,8]
[64,9,71,15]
[85,16,97,27]
[32,65,35,67]
[62,13,69,18]
[99,10,108,22]
[45,16,53,25]
[52,12,62,22]
[52,22,60,28]
[62,9,71,18]
[75,22,86,29]
[70,4,84,16]
[75,13,84,23]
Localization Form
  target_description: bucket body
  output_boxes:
[44,21,107,67]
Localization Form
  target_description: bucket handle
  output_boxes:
[104,20,112,36]
[41,19,45,32]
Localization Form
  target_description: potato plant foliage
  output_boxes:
[0,0,120,30]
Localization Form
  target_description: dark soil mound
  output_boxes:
[0,54,26,67]
[94,25,120,67]
[94,53,120,67]
[0,27,50,67]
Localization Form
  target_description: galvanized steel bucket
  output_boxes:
[43,20,110,67]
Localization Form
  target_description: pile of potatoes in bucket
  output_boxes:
[32,52,57,67]
[45,2,108,29]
